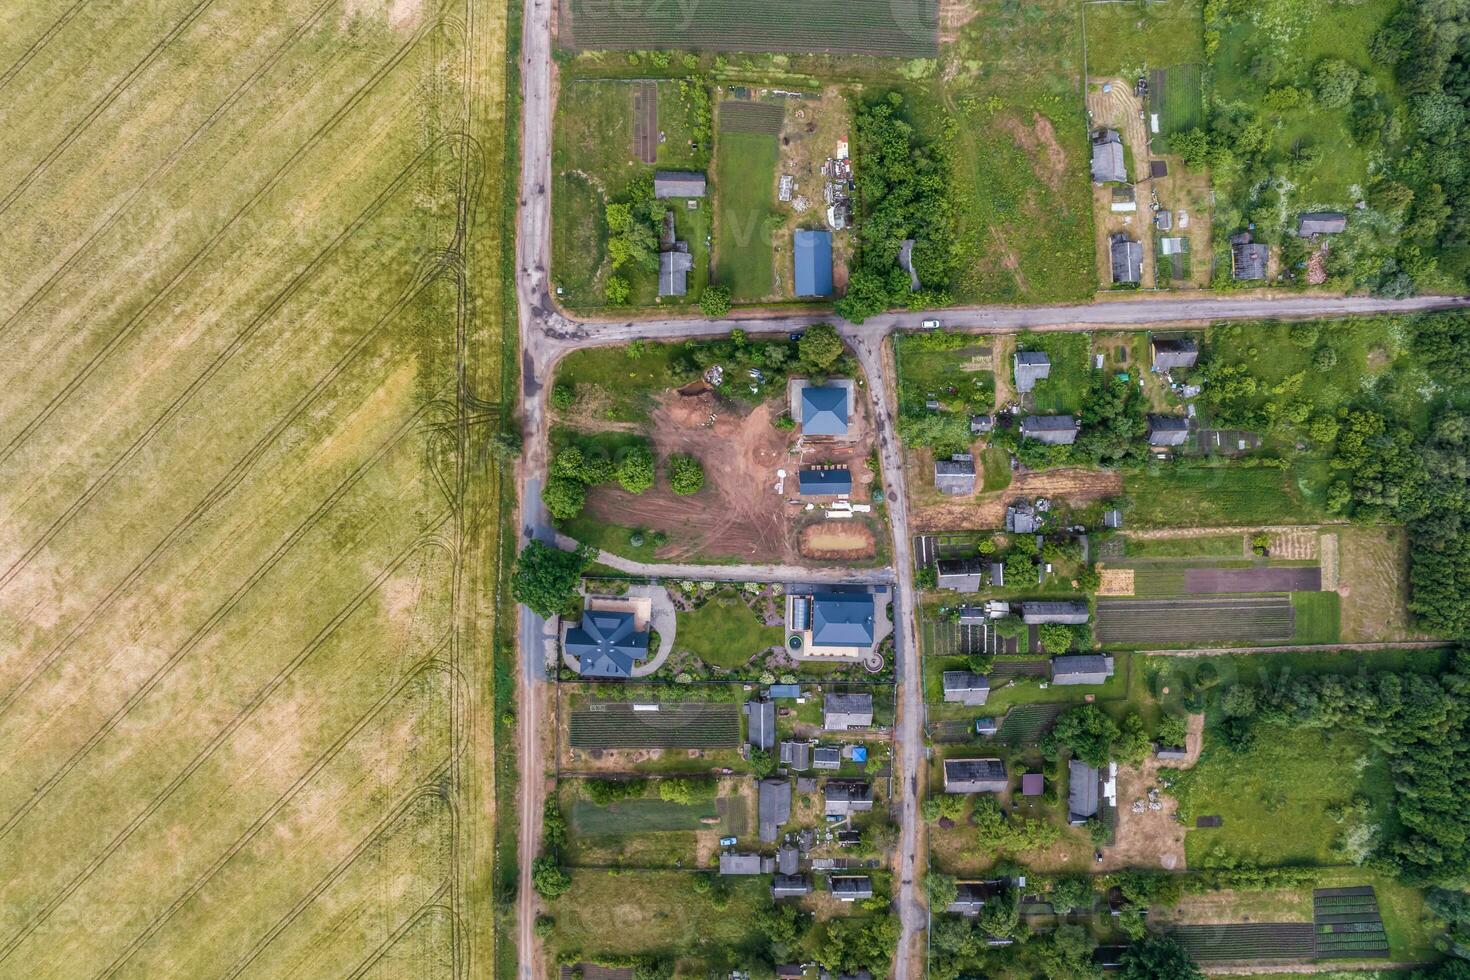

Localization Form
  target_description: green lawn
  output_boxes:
[1291,590,1342,644]
[1018,332,1091,413]
[1172,725,1395,867]
[1083,0,1204,77]
[676,590,784,668]
[550,871,770,964]
[713,130,778,301]
[553,343,685,424]
[1125,465,1321,527]
[1123,533,1244,559]
[569,796,717,835]
[895,335,996,415]
[552,78,710,309]
[980,445,1013,491]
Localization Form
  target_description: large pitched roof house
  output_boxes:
[567,610,649,678]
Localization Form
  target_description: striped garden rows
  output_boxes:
[718,101,784,136]
[569,702,741,749]
[1096,596,1294,644]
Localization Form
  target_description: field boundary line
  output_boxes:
[95,649,457,979]
[0,0,224,219]
[220,777,460,980]
[0,261,456,721]
[0,134,464,600]
[0,0,345,345]
[0,0,92,96]
[0,413,443,836]
[0,524,453,965]
[0,18,446,469]
[342,894,460,980]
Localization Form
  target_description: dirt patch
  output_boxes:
[1184,566,1320,593]
[584,395,793,562]
[1097,568,1135,596]
[556,384,641,432]
[999,113,1068,196]
[910,467,1123,533]
[632,82,657,164]
[800,522,876,559]
[1268,527,1318,560]
[1319,532,1339,592]
[1099,715,1202,872]
[938,0,980,41]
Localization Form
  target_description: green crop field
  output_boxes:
[714,131,779,301]
[559,0,939,56]
[570,702,742,749]
[1125,465,1322,526]
[719,101,784,135]
[0,1,513,976]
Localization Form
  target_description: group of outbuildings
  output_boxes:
[1089,126,1350,285]
[723,689,883,906]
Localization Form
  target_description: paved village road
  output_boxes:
[507,0,1470,972]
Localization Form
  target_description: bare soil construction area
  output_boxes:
[583,390,882,563]
[585,395,792,561]
[909,467,1122,533]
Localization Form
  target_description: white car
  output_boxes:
[920,318,940,329]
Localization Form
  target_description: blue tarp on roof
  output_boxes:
[811,593,875,648]
[798,467,852,495]
[801,386,849,436]
[793,229,833,297]
[768,684,801,699]
[850,746,868,763]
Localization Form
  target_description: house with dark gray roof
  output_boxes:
[1147,414,1190,447]
[1021,601,1089,625]
[800,385,849,436]
[1021,773,1045,796]
[659,249,693,297]
[758,778,792,842]
[772,874,811,898]
[824,780,874,817]
[813,745,842,769]
[567,610,649,678]
[1150,336,1199,373]
[1021,415,1078,445]
[823,692,873,731]
[811,593,874,650]
[745,699,776,750]
[720,852,774,875]
[653,170,706,198]
[1297,211,1347,236]
[975,716,999,736]
[832,876,874,901]
[1068,759,1101,824]
[936,558,985,592]
[942,671,990,706]
[989,562,1005,587]
[1110,233,1143,284]
[799,467,852,496]
[1051,655,1115,685]
[1155,744,1190,761]
[1103,508,1123,529]
[1091,129,1127,183]
[934,454,976,495]
[1230,234,1269,281]
[947,882,1000,916]
[970,414,994,435]
[777,844,800,875]
[776,965,804,978]
[1005,501,1038,533]
[1013,351,1051,393]
[943,758,1008,794]
[780,740,812,770]
[794,229,834,297]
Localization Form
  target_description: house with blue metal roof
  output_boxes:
[800,385,849,436]
[811,592,875,649]
[566,610,649,678]
[793,229,833,297]
[798,467,852,496]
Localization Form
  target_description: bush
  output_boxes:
[542,476,587,520]
[532,855,571,898]
[1039,623,1074,655]
[616,445,655,493]
[699,284,731,317]
[1314,58,1361,109]
[511,540,592,617]
[668,454,705,495]
[551,384,575,410]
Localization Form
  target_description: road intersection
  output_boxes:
[509,1,1470,973]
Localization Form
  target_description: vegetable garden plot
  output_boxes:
[1313,887,1389,959]
[719,101,785,135]
[560,0,939,56]
[570,701,741,749]
[1185,565,1322,593]
[1096,596,1294,645]
[1170,923,1317,961]
[997,703,1066,745]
